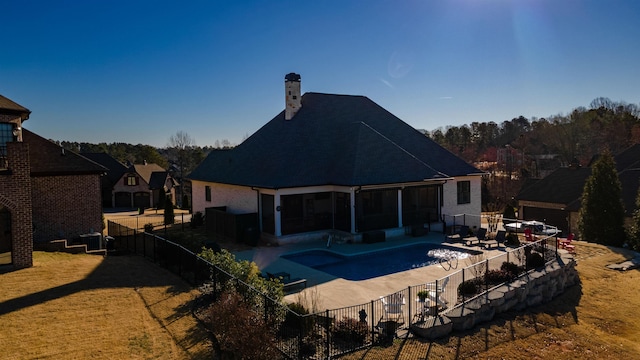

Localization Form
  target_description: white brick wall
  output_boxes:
[191,180,257,215]
[441,175,482,229]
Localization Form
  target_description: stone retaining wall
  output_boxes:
[410,251,579,339]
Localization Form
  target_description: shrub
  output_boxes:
[458,279,481,296]
[206,289,280,360]
[190,211,204,228]
[500,261,523,278]
[504,232,520,246]
[486,269,512,284]
[281,302,313,337]
[143,223,154,233]
[164,200,174,225]
[526,252,545,269]
[332,317,369,345]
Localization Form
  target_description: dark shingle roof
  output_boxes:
[517,143,640,216]
[82,152,129,186]
[148,171,169,190]
[0,94,31,118]
[22,129,107,176]
[517,167,591,205]
[189,93,480,188]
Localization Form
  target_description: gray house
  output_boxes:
[189,73,483,243]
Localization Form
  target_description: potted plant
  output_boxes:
[417,290,430,302]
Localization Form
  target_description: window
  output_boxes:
[126,175,137,186]
[205,186,211,202]
[457,181,471,204]
[0,123,14,169]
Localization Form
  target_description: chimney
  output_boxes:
[284,73,301,120]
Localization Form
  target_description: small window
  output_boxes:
[457,181,471,204]
[205,186,211,202]
[292,95,297,99]
[126,175,137,186]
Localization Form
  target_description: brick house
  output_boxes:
[111,162,176,209]
[189,73,483,244]
[0,94,106,269]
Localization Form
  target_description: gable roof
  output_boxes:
[131,163,167,185]
[148,171,172,190]
[0,94,31,120]
[189,92,481,188]
[22,129,107,176]
[82,152,129,186]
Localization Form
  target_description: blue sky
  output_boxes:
[2,0,639,148]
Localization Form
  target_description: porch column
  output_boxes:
[274,194,282,236]
[397,189,403,227]
[350,190,356,234]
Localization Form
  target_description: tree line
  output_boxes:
[426,97,640,168]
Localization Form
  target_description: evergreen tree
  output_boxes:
[578,150,626,246]
[164,199,175,225]
[627,187,640,250]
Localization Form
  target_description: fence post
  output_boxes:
[462,267,466,303]
[407,286,412,325]
[133,230,137,254]
[370,300,375,344]
[143,232,147,258]
[325,309,331,358]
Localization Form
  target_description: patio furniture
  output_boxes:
[380,293,405,324]
[445,225,469,243]
[482,230,505,249]
[464,228,487,246]
[267,272,307,291]
[425,277,449,307]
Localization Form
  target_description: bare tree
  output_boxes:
[168,131,195,208]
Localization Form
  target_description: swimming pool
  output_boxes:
[282,243,477,281]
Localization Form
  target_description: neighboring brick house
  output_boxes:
[111,162,176,209]
[0,94,106,270]
[189,73,483,244]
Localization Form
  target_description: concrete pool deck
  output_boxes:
[233,232,508,310]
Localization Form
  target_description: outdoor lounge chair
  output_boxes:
[464,228,487,246]
[558,233,576,254]
[445,225,469,243]
[423,277,449,308]
[483,230,505,249]
[425,277,449,307]
[380,293,405,324]
[266,272,307,291]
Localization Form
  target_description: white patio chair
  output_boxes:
[380,293,405,324]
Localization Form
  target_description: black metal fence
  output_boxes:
[107,216,561,360]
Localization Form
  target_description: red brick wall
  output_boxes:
[31,174,103,242]
[0,142,33,268]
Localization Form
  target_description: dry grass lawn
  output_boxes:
[342,242,640,359]
[0,252,211,360]
[3,242,640,359]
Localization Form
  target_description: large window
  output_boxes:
[402,186,438,225]
[356,189,398,232]
[0,123,14,169]
[457,181,471,204]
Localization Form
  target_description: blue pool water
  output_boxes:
[282,243,475,281]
